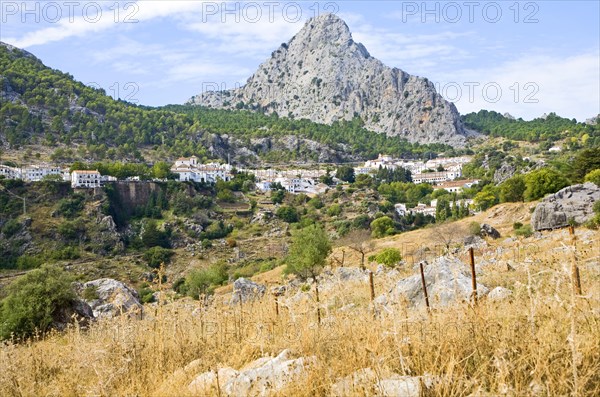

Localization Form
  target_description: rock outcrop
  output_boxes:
[378,256,489,308]
[231,278,266,304]
[76,278,143,319]
[187,349,315,396]
[188,14,468,146]
[531,182,600,231]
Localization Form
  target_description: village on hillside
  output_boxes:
[0,154,479,214]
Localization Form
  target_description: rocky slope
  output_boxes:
[188,14,468,147]
[531,182,600,230]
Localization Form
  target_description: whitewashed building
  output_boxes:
[71,170,102,188]
[433,179,480,193]
[0,165,21,180]
[22,165,67,182]
[171,156,233,183]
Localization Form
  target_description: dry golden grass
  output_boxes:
[1,204,599,396]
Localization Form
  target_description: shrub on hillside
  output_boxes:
[143,246,174,268]
[276,206,299,223]
[469,222,481,236]
[183,261,229,298]
[1,219,22,238]
[524,169,569,201]
[370,216,395,238]
[0,264,75,340]
[56,194,86,218]
[369,248,402,268]
[584,169,600,186]
[515,224,533,238]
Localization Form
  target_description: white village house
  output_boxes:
[171,156,233,183]
[71,170,116,188]
[22,165,69,182]
[0,165,21,180]
[71,170,101,188]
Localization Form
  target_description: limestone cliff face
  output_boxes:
[188,14,467,146]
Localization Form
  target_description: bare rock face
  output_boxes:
[77,278,143,319]
[231,278,266,304]
[531,182,600,231]
[188,14,467,147]
[379,256,489,308]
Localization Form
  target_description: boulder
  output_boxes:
[464,235,488,250]
[531,182,600,231]
[231,278,266,304]
[487,286,513,301]
[188,349,315,396]
[480,224,501,239]
[331,368,435,397]
[77,278,143,319]
[52,298,94,330]
[382,256,489,308]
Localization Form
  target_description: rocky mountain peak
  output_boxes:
[295,14,361,51]
[0,41,38,61]
[188,15,468,146]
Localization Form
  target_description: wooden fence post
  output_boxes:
[315,282,321,325]
[369,271,375,301]
[419,261,430,310]
[469,247,478,304]
[569,226,583,295]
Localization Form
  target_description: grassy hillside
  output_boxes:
[1,203,598,396]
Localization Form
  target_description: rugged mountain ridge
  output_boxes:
[0,41,451,163]
[188,14,467,146]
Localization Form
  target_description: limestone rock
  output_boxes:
[231,278,266,304]
[77,278,143,319]
[52,298,94,330]
[464,235,488,250]
[331,368,435,397]
[188,349,315,396]
[487,286,513,301]
[188,14,469,147]
[493,162,516,184]
[480,224,501,239]
[531,182,600,231]
[382,256,489,308]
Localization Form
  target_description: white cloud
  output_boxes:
[3,1,207,48]
[433,51,600,121]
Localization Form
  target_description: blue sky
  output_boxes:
[1,1,599,121]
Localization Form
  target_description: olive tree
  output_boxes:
[285,224,331,323]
